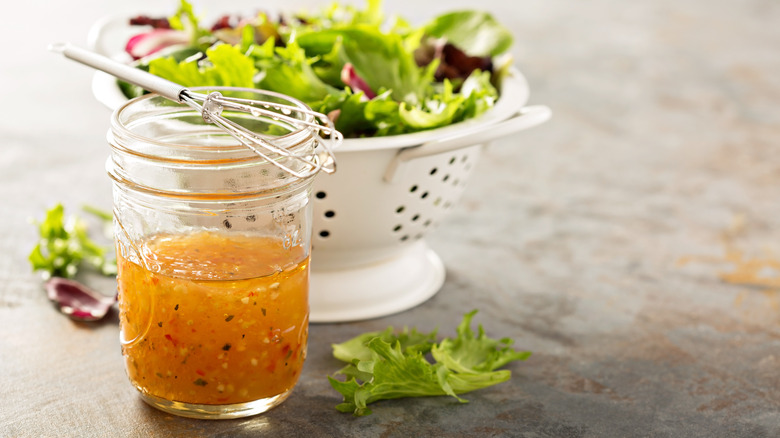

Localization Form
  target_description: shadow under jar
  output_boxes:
[107,87,323,419]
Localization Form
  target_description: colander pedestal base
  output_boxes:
[309,241,445,322]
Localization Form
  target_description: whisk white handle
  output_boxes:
[383,105,552,183]
[49,43,187,102]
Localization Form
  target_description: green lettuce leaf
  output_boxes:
[29,204,116,279]
[296,0,384,29]
[332,324,438,363]
[167,0,211,45]
[329,338,512,416]
[423,10,513,57]
[329,310,530,416]
[297,26,427,103]
[398,70,498,131]
[253,40,341,103]
[313,90,403,138]
[121,0,513,138]
[148,44,256,89]
[432,310,531,374]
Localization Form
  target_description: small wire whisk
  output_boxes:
[50,43,339,179]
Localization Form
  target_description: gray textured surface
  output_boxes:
[2,0,780,437]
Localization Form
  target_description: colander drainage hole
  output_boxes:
[429,167,438,175]
[400,235,409,242]
[315,191,327,199]
[409,185,418,193]
[393,225,402,232]
[424,220,432,227]
[319,230,330,238]
[411,214,420,222]
[324,210,335,218]
[396,205,405,214]
[449,156,456,165]
[421,191,429,199]
[442,174,450,182]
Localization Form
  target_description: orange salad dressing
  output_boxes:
[117,231,309,405]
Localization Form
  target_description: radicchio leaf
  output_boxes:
[340,63,376,99]
[437,42,493,81]
[129,15,171,29]
[45,277,116,322]
[125,29,190,60]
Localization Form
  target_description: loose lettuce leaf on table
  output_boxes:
[29,204,116,279]
[328,310,530,416]
[329,338,512,416]
[332,324,438,363]
[432,310,531,374]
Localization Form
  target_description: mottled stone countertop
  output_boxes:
[1,0,778,437]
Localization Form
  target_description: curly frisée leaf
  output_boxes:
[332,325,438,363]
[328,310,530,416]
[328,338,472,416]
[432,310,532,374]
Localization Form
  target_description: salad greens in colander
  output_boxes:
[121,0,514,138]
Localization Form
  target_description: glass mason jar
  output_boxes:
[107,88,327,419]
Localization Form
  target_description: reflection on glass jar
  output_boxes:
[107,87,325,419]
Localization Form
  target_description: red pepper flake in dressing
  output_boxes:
[196,369,206,376]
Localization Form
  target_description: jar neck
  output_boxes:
[107,88,321,198]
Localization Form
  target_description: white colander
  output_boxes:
[309,68,551,322]
[87,15,551,322]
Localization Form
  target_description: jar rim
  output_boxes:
[110,86,318,163]
[107,86,322,198]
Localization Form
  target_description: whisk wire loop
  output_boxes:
[53,43,340,180]
[183,90,339,179]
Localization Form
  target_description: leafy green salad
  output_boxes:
[329,310,531,415]
[121,0,514,138]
